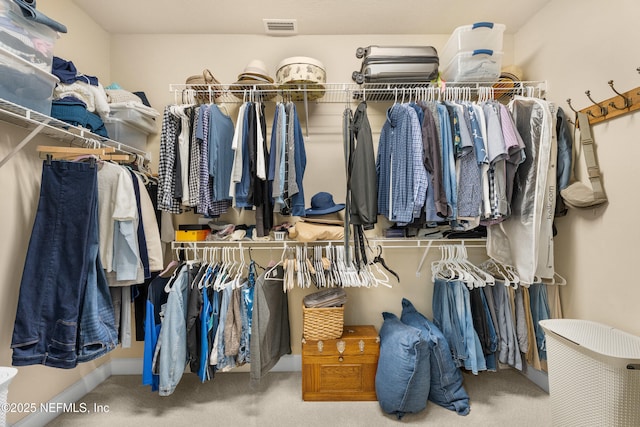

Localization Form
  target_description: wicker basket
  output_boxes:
[302,303,344,341]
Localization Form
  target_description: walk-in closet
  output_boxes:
[1,1,639,426]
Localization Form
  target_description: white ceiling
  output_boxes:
[72,0,551,35]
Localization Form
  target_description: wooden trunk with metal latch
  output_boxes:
[302,325,380,401]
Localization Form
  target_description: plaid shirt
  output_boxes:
[188,107,200,207]
[377,104,421,224]
[158,106,182,214]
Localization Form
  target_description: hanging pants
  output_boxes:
[11,160,117,368]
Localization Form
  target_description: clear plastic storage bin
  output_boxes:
[440,22,505,67]
[441,49,503,82]
[0,45,58,115]
[108,105,158,135]
[103,116,150,150]
[0,0,59,72]
[540,319,640,427]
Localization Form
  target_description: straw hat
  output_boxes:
[230,59,276,99]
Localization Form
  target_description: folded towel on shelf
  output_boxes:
[108,101,160,117]
[53,81,110,119]
[105,88,145,105]
[50,100,108,137]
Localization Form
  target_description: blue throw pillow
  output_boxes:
[375,311,430,419]
[401,298,470,415]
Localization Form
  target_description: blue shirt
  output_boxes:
[377,104,421,224]
[438,103,457,221]
[208,105,235,202]
[287,103,307,217]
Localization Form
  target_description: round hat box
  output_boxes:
[276,56,326,101]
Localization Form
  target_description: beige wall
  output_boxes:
[514,0,640,337]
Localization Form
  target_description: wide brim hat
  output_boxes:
[305,192,345,216]
[493,64,524,102]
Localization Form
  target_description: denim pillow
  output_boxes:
[375,311,430,419]
[401,298,470,415]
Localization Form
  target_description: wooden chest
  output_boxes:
[302,325,380,401]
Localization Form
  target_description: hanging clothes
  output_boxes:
[452,101,482,229]
[377,103,424,224]
[158,103,233,217]
[348,101,377,228]
[432,278,487,375]
[486,97,556,284]
[267,101,307,218]
[250,265,291,387]
[142,272,171,391]
[208,104,235,204]
[157,263,190,396]
[420,102,448,222]
[12,160,118,368]
[158,105,181,214]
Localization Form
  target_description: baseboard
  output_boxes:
[523,365,549,393]
[110,358,145,375]
[109,354,303,376]
[271,355,302,372]
[11,362,112,427]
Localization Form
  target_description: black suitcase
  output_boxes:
[352,45,439,84]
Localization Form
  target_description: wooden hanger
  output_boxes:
[37,145,133,162]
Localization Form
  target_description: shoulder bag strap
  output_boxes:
[577,112,606,199]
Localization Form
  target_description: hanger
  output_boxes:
[541,272,567,286]
[37,144,113,161]
[480,258,516,288]
[371,245,400,283]
[248,246,265,271]
[265,244,287,282]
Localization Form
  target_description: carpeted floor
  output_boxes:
[46,369,550,427]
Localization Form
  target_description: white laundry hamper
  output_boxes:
[0,367,18,427]
[540,319,640,427]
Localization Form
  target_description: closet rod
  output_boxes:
[172,238,487,251]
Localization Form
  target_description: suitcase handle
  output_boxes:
[472,22,495,29]
[472,49,494,56]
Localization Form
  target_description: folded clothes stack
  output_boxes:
[303,287,347,308]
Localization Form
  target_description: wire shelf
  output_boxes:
[0,98,151,168]
[169,81,547,105]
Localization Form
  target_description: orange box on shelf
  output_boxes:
[175,230,210,241]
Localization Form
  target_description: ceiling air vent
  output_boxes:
[263,19,298,35]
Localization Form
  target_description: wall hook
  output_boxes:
[585,90,607,117]
[566,98,579,114]
[607,80,631,110]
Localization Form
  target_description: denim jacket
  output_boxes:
[555,107,573,217]
[158,264,190,396]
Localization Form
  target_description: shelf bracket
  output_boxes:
[0,119,50,169]
[415,240,433,278]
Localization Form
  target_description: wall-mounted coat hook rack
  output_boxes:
[574,73,640,125]
[607,80,631,110]
[565,98,578,125]
[585,90,608,118]
[566,98,579,114]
